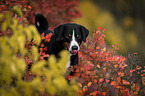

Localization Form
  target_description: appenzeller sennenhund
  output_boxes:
[35,14,89,69]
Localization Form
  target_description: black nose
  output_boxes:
[72,46,78,50]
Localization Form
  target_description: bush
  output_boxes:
[70,27,145,96]
[0,6,78,96]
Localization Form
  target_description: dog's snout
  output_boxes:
[72,46,78,50]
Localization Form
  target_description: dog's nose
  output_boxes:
[72,46,78,50]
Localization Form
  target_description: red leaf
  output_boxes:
[97,27,102,30]
[122,80,130,85]
[98,78,103,83]
[41,43,44,47]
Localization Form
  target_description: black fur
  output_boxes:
[35,14,89,67]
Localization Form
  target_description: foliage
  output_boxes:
[67,27,145,96]
[0,7,78,96]
[0,0,81,29]
[0,1,145,96]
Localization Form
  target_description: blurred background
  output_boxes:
[73,0,145,62]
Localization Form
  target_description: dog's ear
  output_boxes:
[35,14,48,32]
[81,26,89,42]
[54,25,65,41]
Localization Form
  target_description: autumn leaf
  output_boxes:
[78,83,82,87]
[99,78,103,83]
[87,82,92,87]
[110,81,117,86]
[97,27,102,30]
[122,80,130,85]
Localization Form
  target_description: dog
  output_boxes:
[35,14,89,69]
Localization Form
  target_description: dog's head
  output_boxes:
[54,23,89,55]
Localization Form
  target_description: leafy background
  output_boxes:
[0,0,145,96]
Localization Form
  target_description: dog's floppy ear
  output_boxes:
[54,25,65,41]
[81,26,89,42]
[35,14,48,32]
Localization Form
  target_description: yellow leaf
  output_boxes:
[0,14,4,21]
[17,34,27,56]
[31,60,46,73]
[11,18,18,31]
[133,92,138,95]
[53,76,68,90]
[24,27,32,40]
[6,12,11,26]
[2,22,7,31]
[47,86,56,95]
[12,6,23,17]
[48,55,58,71]
[16,58,26,73]
[31,46,38,61]
[57,50,68,74]
[29,25,41,46]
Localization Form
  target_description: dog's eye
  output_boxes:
[76,35,80,39]
[65,34,71,39]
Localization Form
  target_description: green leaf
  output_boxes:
[12,6,23,17]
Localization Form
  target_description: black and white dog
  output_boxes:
[35,14,89,68]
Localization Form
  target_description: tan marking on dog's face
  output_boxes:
[63,42,70,50]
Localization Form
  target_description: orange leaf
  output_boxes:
[93,33,99,38]
[117,77,121,83]
[82,88,86,92]
[96,65,100,69]
[78,83,82,87]
[102,92,106,96]
[96,46,101,50]
[87,82,92,87]
[122,80,130,85]
[133,92,138,95]
[110,81,116,86]
[99,78,103,83]
[92,52,96,57]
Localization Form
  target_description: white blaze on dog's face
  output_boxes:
[69,30,80,55]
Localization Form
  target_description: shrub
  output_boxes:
[70,27,145,96]
[0,0,81,29]
[0,6,78,96]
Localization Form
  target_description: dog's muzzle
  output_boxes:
[70,45,79,55]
